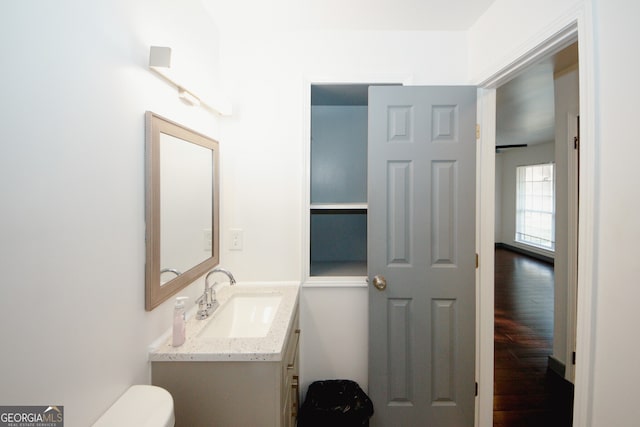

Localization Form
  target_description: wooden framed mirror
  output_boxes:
[145,112,219,310]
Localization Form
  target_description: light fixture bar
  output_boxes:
[178,88,201,107]
[148,46,232,116]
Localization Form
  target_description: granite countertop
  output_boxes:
[149,284,300,362]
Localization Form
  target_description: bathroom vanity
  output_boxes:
[150,285,300,427]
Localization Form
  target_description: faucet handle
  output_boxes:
[207,281,219,304]
[195,294,206,307]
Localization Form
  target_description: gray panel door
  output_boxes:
[368,86,476,426]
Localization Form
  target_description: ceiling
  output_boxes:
[496,43,579,148]
[203,0,497,32]
[496,62,557,148]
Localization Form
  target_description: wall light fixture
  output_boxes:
[148,46,231,116]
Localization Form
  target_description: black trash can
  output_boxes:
[298,380,374,427]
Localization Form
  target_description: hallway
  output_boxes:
[493,247,574,426]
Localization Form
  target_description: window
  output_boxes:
[515,163,555,251]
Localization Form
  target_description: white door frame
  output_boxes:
[566,111,580,384]
[474,5,597,427]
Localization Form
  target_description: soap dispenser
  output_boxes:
[172,296,189,347]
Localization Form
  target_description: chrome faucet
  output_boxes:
[196,268,236,320]
[208,268,236,286]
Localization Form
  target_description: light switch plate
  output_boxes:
[230,229,243,251]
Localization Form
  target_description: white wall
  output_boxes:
[214,27,469,395]
[468,0,583,83]
[0,1,223,425]
[590,0,640,424]
[300,287,369,392]
[473,0,640,424]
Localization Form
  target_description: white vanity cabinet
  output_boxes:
[151,307,300,427]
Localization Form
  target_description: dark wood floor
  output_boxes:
[494,248,574,427]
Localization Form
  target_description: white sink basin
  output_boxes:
[198,293,282,338]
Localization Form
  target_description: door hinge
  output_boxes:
[475,253,479,269]
[476,124,480,140]
[572,351,576,365]
[475,382,478,396]
[575,115,580,150]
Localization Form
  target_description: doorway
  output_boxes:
[476,18,596,425]
[492,42,579,425]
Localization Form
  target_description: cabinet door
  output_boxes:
[282,312,300,426]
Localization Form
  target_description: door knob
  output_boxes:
[372,275,387,291]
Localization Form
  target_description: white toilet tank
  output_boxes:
[93,385,175,427]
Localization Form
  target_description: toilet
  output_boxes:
[93,385,175,427]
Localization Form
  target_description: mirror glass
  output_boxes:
[145,112,219,310]
[160,133,213,280]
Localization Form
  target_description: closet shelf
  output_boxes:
[310,203,367,210]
